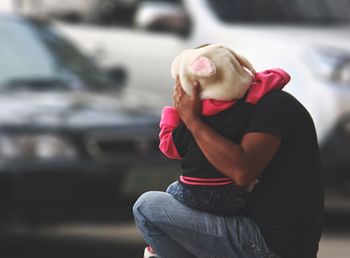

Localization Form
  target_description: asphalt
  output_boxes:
[1,213,350,258]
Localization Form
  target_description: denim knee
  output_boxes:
[133,191,173,237]
[133,191,168,222]
[133,191,152,219]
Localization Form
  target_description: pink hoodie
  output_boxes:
[159,68,291,159]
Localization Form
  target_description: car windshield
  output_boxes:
[0,19,114,91]
[207,0,350,24]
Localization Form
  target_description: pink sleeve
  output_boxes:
[246,68,291,105]
[159,106,182,159]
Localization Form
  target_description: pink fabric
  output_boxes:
[180,176,233,186]
[181,176,232,182]
[159,106,181,128]
[147,246,156,254]
[159,68,291,160]
[201,99,237,116]
[246,68,291,104]
[158,106,182,159]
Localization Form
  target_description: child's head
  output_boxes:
[171,44,256,101]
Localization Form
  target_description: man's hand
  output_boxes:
[173,76,202,128]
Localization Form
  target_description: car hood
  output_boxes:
[0,91,159,128]
[205,23,350,53]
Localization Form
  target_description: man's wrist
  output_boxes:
[185,117,202,132]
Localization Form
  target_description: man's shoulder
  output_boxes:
[257,90,298,105]
[251,89,316,132]
[254,90,307,115]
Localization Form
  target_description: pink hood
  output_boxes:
[201,68,291,116]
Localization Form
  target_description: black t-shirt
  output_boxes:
[242,91,324,258]
[172,95,254,179]
[172,90,323,257]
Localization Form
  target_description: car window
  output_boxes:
[35,22,113,90]
[207,0,350,24]
[0,21,56,86]
[0,19,113,91]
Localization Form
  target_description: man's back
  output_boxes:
[243,90,324,257]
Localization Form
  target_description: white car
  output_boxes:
[58,0,350,211]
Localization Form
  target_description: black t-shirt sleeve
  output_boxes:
[244,90,296,139]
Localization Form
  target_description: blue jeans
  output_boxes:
[166,180,246,216]
[133,191,279,258]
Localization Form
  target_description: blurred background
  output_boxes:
[0,0,350,257]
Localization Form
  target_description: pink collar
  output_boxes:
[201,99,236,116]
[201,68,291,116]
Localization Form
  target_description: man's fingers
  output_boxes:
[178,85,186,95]
[192,80,201,99]
[174,76,183,91]
[175,80,186,96]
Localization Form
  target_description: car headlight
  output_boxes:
[308,46,350,86]
[0,134,78,160]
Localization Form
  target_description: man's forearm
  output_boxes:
[186,118,253,186]
[172,78,281,186]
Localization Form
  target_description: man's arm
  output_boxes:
[173,77,281,186]
[187,120,281,186]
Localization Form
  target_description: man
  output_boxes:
[133,78,324,258]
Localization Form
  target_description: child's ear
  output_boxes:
[189,56,216,77]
